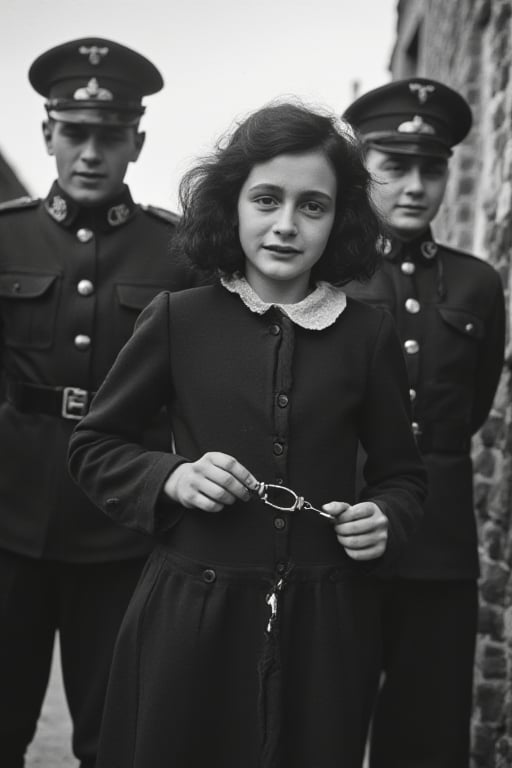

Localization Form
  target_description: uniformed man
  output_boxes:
[0,38,197,767]
[343,79,505,768]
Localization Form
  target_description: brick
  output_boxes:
[481,642,508,678]
[476,681,506,721]
[480,561,510,603]
[478,603,505,639]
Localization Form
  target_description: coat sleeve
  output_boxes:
[68,291,186,536]
[358,310,428,567]
[471,271,505,433]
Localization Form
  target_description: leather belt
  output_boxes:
[415,420,471,454]
[6,380,95,420]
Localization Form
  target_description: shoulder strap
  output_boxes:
[141,204,181,227]
[0,196,39,214]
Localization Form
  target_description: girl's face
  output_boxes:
[237,150,337,304]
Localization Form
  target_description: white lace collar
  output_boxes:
[220,275,346,331]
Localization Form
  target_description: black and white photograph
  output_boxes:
[0,1,510,767]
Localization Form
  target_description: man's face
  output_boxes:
[365,148,449,241]
[43,120,145,206]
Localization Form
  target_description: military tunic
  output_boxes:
[0,182,194,561]
[345,230,505,768]
[0,182,196,767]
[345,230,505,579]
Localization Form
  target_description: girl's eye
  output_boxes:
[301,201,324,215]
[255,196,277,208]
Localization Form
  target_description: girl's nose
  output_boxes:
[272,207,297,236]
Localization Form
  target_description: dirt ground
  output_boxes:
[25,639,77,768]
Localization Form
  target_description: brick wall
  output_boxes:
[391,1,512,765]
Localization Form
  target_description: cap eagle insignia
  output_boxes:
[409,82,436,104]
[78,45,109,66]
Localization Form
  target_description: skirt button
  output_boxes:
[202,568,216,583]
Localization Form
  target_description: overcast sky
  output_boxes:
[1,0,397,210]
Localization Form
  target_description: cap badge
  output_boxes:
[74,78,113,102]
[409,83,435,104]
[47,194,68,223]
[78,45,109,66]
[420,241,438,260]
[398,115,436,135]
[107,204,131,227]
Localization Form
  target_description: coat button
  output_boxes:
[273,442,284,456]
[409,388,417,401]
[277,393,289,408]
[412,421,422,436]
[465,322,474,333]
[77,279,95,296]
[11,281,21,294]
[202,568,216,583]
[405,298,420,314]
[274,517,286,530]
[401,261,416,275]
[276,561,287,575]
[269,324,281,336]
[105,497,120,508]
[404,339,419,355]
[74,334,91,350]
[76,228,94,243]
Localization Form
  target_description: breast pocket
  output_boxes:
[438,307,483,340]
[0,272,60,349]
[115,284,165,337]
[437,306,483,377]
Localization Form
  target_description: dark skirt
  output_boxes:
[97,547,382,768]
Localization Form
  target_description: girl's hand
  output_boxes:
[164,452,259,513]
[322,501,388,561]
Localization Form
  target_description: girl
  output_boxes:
[69,102,426,768]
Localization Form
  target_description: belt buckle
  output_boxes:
[61,387,89,420]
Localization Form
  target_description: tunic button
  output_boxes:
[401,261,416,275]
[277,393,289,408]
[274,517,286,530]
[76,228,93,243]
[202,568,216,583]
[273,442,284,456]
[77,279,94,296]
[275,477,284,485]
[465,322,474,333]
[74,334,91,350]
[409,388,417,402]
[404,339,419,355]
[105,497,120,508]
[412,421,422,436]
[270,324,281,336]
[405,298,420,314]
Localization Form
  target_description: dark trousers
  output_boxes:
[369,579,478,768]
[0,548,146,768]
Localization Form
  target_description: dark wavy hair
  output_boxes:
[171,101,383,284]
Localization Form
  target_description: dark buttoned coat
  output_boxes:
[68,285,427,767]
[0,183,196,562]
[345,231,505,578]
